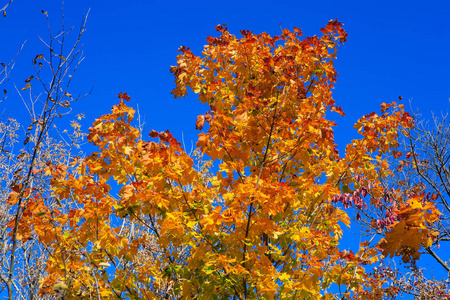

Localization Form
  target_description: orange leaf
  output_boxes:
[196,115,205,130]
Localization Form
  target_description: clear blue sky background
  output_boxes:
[1,0,450,295]
[3,0,450,146]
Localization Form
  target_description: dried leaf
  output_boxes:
[25,76,34,82]
[21,83,31,91]
[149,130,159,138]
[392,150,402,159]
[196,115,205,130]
[13,169,22,178]
[60,100,70,108]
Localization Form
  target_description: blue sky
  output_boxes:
[2,0,450,147]
[2,0,450,295]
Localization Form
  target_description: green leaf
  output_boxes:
[342,185,351,193]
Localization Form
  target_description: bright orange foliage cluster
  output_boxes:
[379,196,441,263]
[10,21,430,299]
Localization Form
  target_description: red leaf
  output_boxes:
[118,92,131,101]
[149,130,159,138]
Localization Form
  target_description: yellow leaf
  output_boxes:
[279,273,291,281]
[53,282,68,291]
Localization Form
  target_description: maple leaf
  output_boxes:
[117,92,131,101]
[378,196,441,263]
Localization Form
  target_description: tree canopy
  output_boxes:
[1,12,447,299]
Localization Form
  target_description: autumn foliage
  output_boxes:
[9,21,441,299]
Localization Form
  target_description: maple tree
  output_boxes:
[12,21,430,299]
